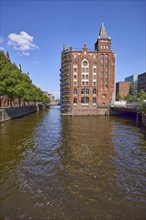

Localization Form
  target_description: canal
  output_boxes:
[0,107,146,220]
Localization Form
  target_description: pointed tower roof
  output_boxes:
[98,23,109,39]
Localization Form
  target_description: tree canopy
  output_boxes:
[0,51,50,106]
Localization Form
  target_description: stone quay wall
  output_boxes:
[0,106,37,123]
[142,114,146,127]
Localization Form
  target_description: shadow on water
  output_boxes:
[0,108,146,220]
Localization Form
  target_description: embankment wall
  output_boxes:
[0,106,37,122]
[142,114,146,127]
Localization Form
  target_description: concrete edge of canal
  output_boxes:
[0,106,146,130]
[0,106,38,123]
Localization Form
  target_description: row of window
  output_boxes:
[101,58,108,63]
[74,75,98,79]
[74,81,96,86]
[74,88,108,94]
[74,88,97,94]
[74,67,97,73]
[74,74,108,80]
[73,67,108,74]
[73,66,108,72]
[101,45,109,50]
[74,78,108,86]
[74,97,97,104]
[73,54,109,59]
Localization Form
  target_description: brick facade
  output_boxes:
[116,82,130,99]
[60,23,116,115]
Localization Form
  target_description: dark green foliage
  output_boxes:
[116,93,122,101]
[138,89,146,101]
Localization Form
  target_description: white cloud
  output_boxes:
[7,31,38,56]
[0,47,4,51]
[0,36,4,51]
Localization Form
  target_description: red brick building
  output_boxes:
[116,82,130,99]
[60,23,116,115]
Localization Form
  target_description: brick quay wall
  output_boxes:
[142,114,146,128]
[0,106,37,123]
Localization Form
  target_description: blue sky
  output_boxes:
[0,0,145,99]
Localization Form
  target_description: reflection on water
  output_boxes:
[0,107,146,220]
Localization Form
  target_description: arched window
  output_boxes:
[102,94,106,98]
[74,88,77,94]
[74,98,77,103]
[93,89,96,94]
[81,97,89,104]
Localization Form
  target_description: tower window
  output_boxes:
[81,89,89,94]
[93,89,96,94]
[93,98,96,104]
[83,60,88,66]
[82,68,85,73]
[74,81,77,86]
[86,68,88,72]
[74,88,77,94]
[93,68,96,73]
[81,97,89,104]
[82,81,85,86]
[74,98,77,103]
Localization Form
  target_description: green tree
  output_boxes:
[0,51,21,106]
[0,51,50,107]
[124,93,132,101]
[116,93,122,101]
[138,89,146,101]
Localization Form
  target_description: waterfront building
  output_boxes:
[125,74,138,96]
[138,72,146,93]
[60,23,116,115]
[48,93,55,103]
[116,81,130,99]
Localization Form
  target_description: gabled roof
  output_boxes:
[98,23,109,39]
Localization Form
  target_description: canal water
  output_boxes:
[0,107,146,220]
